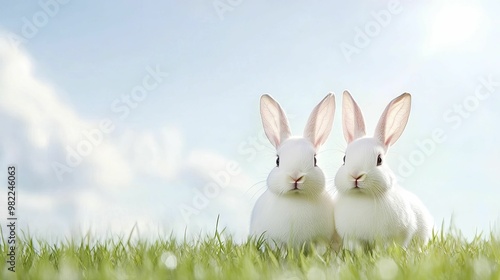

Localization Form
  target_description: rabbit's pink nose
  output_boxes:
[352,173,366,188]
[352,173,366,181]
[291,176,304,190]
[292,176,304,183]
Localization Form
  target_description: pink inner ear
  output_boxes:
[384,135,393,149]
[269,135,280,148]
[346,128,361,144]
[272,135,279,148]
[313,137,323,150]
[348,131,356,144]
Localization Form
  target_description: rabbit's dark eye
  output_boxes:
[276,156,280,167]
[377,154,382,166]
[343,155,346,165]
[314,155,317,167]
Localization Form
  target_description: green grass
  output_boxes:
[1,227,500,279]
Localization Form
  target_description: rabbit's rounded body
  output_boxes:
[251,189,335,247]
[405,190,434,241]
[334,186,420,246]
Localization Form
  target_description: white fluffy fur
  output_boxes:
[334,91,433,248]
[250,93,337,248]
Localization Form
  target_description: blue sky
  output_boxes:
[0,0,499,241]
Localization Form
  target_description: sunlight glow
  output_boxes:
[427,3,485,52]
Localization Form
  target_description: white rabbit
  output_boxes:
[250,93,337,249]
[334,91,433,249]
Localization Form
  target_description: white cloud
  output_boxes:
[425,2,487,53]
[119,125,184,181]
[0,35,254,240]
[186,149,252,192]
[0,33,133,189]
[174,149,255,240]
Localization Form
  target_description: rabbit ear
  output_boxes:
[375,93,411,150]
[342,90,366,143]
[303,93,336,149]
[260,94,291,149]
